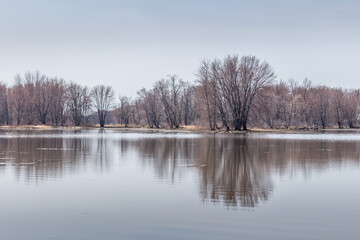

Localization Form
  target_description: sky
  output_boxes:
[0,0,359,96]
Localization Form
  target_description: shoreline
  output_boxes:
[0,125,359,134]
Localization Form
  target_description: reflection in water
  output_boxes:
[1,130,360,240]
[0,130,359,208]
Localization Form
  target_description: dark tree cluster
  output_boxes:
[0,71,112,127]
[252,79,360,129]
[1,55,359,130]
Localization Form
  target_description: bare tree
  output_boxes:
[181,82,197,126]
[137,88,162,128]
[9,77,26,125]
[344,90,359,128]
[313,86,331,128]
[117,95,132,127]
[33,74,54,124]
[91,85,115,127]
[0,83,10,125]
[331,88,346,128]
[200,55,275,130]
[255,86,277,128]
[131,98,142,125]
[49,78,68,126]
[21,72,37,124]
[197,60,218,130]
[154,75,184,128]
[67,83,92,126]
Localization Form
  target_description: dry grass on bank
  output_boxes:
[0,124,358,134]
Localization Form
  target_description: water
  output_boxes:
[0,129,359,240]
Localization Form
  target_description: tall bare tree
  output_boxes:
[137,88,162,128]
[9,78,26,125]
[67,83,92,126]
[49,78,68,126]
[33,74,54,124]
[92,85,115,127]
[154,75,184,129]
[198,55,275,130]
[117,95,132,127]
[0,83,10,125]
[197,60,218,130]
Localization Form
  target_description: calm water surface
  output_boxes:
[0,129,359,240]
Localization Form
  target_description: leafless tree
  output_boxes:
[117,95,132,127]
[0,83,10,125]
[255,86,277,128]
[67,83,92,126]
[131,98,142,125]
[91,85,115,127]
[154,75,184,128]
[137,88,162,128]
[9,78,26,125]
[312,86,331,128]
[197,60,218,130]
[49,78,68,126]
[33,74,54,124]
[199,55,275,130]
[331,88,346,128]
[181,82,197,125]
[344,90,359,128]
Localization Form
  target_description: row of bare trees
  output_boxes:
[254,80,360,129]
[1,55,359,129]
[0,71,114,127]
[112,75,197,129]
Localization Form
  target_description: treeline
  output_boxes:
[0,55,359,130]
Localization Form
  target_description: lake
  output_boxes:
[0,129,359,240]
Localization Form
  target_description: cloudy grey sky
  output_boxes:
[0,0,359,95]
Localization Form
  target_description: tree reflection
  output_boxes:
[0,130,359,208]
[129,135,360,207]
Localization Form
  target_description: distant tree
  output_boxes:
[117,95,132,127]
[344,90,359,128]
[67,83,92,126]
[154,75,184,129]
[131,98,142,125]
[91,85,115,127]
[181,81,197,126]
[137,88,162,128]
[198,55,275,130]
[313,86,331,128]
[0,82,10,125]
[331,88,346,128]
[49,78,68,126]
[9,78,26,125]
[197,60,218,130]
[33,74,54,124]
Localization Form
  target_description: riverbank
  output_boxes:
[0,124,359,134]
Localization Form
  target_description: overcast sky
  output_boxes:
[0,0,359,96]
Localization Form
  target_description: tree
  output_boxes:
[117,95,132,127]
[154,75,184,129]
[49,78,68,126]
[313,86,331,128]
[331,88,346,128]
[197,60,218,130]
[137,88,162,128]
[181,81,197,126]
[67,83,92,126]
[0,82,10,125]
[344,90,359,128]
[198,55,275,130]
[91,85,115,127]
[33,74,54,124]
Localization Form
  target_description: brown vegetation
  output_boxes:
[0,55,359,130]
